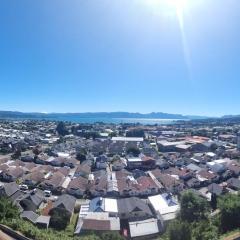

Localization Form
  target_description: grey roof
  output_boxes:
[10,190,25,203]
[19,189,45,207]
[20,211,39,224]
[208,183,223,196]
[52,194,76,213]
[227,178,240,189]
[202,141,213,148]
[3,182,19,197]
[36,215,51,226]
[187,163,202,172]
[117,197,152,216]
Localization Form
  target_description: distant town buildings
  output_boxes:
[0,119,240,238]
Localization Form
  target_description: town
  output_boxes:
[0,119,240,239]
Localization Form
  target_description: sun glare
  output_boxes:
[169,0,188,11]
[142,0,188,15]
[142,0,192,80]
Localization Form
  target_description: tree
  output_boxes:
[218,193,240,233]
[83,131,100,140]
[211,193,217,210]
[168,220,191,240]
[32,145,42,155]
[180,191,209,223]
[56,122,69,136]
[126,147,140,157]
[50,209,70,230]
[126,129,144,138]
[11,148,21,159]
[192,221,219,240]
[76,151,87,163]
[210,143,218,152]
[0,197,19,221]
[109,132,117,138]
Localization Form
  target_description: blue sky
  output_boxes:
[0,0,239,116]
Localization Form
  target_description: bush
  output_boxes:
[168,220,191,240]
[218,194,240,233]
[180,191,209,223]
[0,197,19,221]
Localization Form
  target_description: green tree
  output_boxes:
[218,193,240,233]
[56,122,69,136]
[76,148,87,163]
[126,129,144,138]
[33,145,42,155]
[11,148,21,159]
[192,221,219,240]
[211,193,217,210]
[109,132,117,138]
[168,220,191,240]
[180,191,209,223]
[126,147,140,157]
[50,209,70,230]
[0,197,19,221]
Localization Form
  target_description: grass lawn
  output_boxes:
[65,213,79,237]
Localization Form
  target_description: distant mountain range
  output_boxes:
[0,111,209,120]
[222,115,240,119]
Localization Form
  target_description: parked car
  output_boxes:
[44,190,52,197]
[19,184,29,191]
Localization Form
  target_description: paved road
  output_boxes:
[0,230,15,240]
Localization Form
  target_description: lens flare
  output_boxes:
[141,0,192,80]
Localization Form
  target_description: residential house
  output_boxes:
[75,212,120,235]
[20,211,50,229]
[151,169,184,194]
[34,154,53,165]
[196,169,219,186]
[1,167,24,182]
[67,176,88,198]
[49,194,76,222]
[163,167,193,181]
[0,182,19,198]
[126,155,156,170]
[75,164,91,178]
[148,194,180,222]
[23,171,45,188]
[227,161,240,177]
[208,183,224,196]
[88,175,108,197]
[227,178,240,191]
[40,172,65,193]
[136,176,159,196]
[186,178,201,189]
[95,155,108,170]
[117,197,153,220]
[18,189,45,212]
[112,159,126,171]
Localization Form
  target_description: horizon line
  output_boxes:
[0,109,226,118]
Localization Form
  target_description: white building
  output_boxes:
[129,218,160,238]
[148,194,180,222]
[112,137,143,142]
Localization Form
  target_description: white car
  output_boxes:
[52,196,58,202]
[19,184,28,191]
[44,190,52,197]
